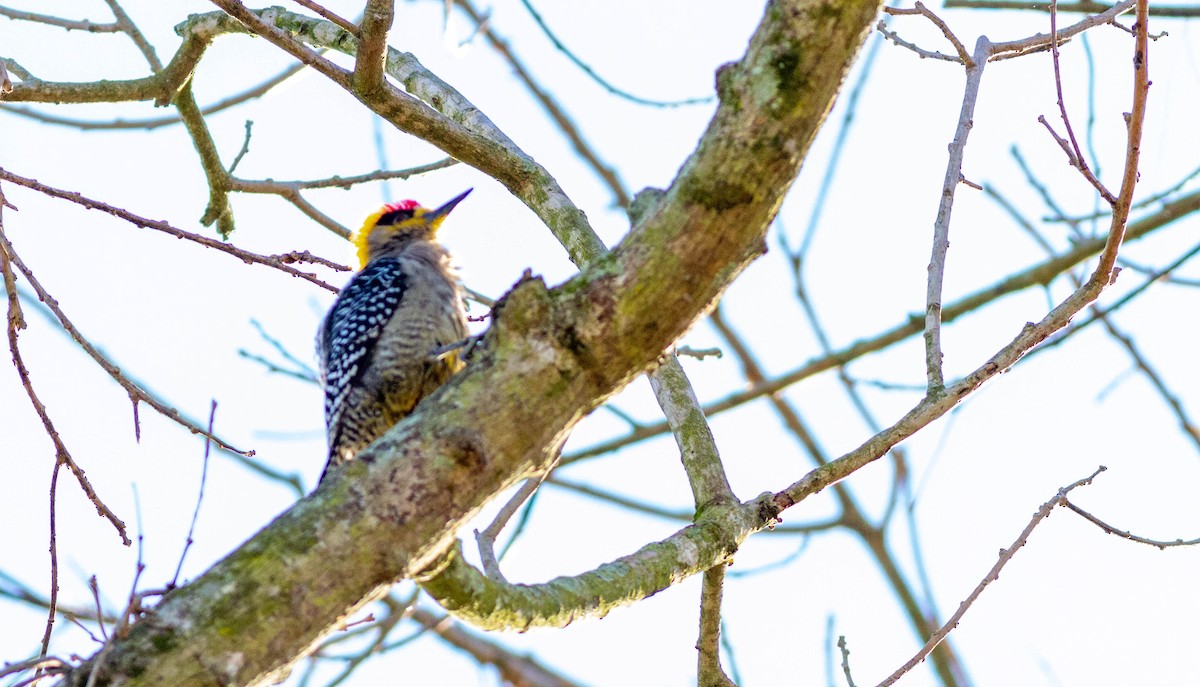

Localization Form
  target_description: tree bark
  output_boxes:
[63,0,882,684]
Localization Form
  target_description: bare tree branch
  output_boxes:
[876,467,1107,687]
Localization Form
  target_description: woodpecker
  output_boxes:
[318,189,472,483]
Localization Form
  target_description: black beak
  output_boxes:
[428,188,473,222]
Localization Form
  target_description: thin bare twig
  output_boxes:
[1011,145,1077,226]
[875,21,962,62]
[1050,162,1200,223]
[777,2,1148,510]
[876,467,1106,686]
[248,319,320,381]
[837,636,858,687]
[227,120,254,175]
[0,223,131,547]
[0,167,339,293]
[474,476,545,582]
[88,577,108,641]
[104,0,163,72]
[227,157,460,241]
[291,0,360,36]
[547,477,695,523]
[0,568,118,625]
[882,3,974,65]
[1029,241,1200,359]
[550,477,840,535]
[280,190,352,239]
[516,0,714,108]
[1098,317,1200,451]
[37,460,63,675]
[568,46,1175,465]
[1045,0,1117,203]
[453,0,631,208]
[0,4,119,31]
[409,607,584,687]
[1,656,68,681]
[925,36,991,392]
[1096,0,1150,278]
[235,157,459,191]
[944,0,1198,16]
[988,0,1135,55]
[1063,499,1200,548]
[315,597,411,687]
[171,401,217,588]
[0,229,254,457]
[238,350,318,383]
[271,250,351,271]
[87,498,157,687]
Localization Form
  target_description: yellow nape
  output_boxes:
[352,207,390,270]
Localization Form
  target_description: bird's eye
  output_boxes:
[377,208,415,226]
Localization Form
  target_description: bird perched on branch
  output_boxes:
[318,189,472,483]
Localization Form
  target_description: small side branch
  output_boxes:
[104,0,163,72]
[882,3,974,65]
[924,37,992,392]
[648,355,737,511]
[0,227,130,546]
[474,476,545,583]
[171,401,217,588]
[514,0,714,108]
[566,181,1193,465]
[291,0,359,36]
[0,167,339,293]
[410,607,585,687]
[944,0,1195,16]
[0,5,120,31]
[1044,0,1117,204]
[697,565,737,687]
[174,82,234,237]
[838,636,858,687]
[353,0,393,96]
[453,0,632,208]
[192,3,610,267]
[1063,499,1200,548]
[876,466,1107,687]
[0,228,253,458]
[1093,0,1150,280]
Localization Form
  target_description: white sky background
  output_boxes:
[2,1,1199,686]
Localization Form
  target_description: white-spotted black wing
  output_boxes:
[320,258,407,447]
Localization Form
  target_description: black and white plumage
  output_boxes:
[317,190,471,483]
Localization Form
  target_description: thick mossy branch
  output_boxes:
[419,500,762,630]
[62,0,883,684]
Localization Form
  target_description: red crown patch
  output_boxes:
[383,200,420,212]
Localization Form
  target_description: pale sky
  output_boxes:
[2,2,1198,686]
